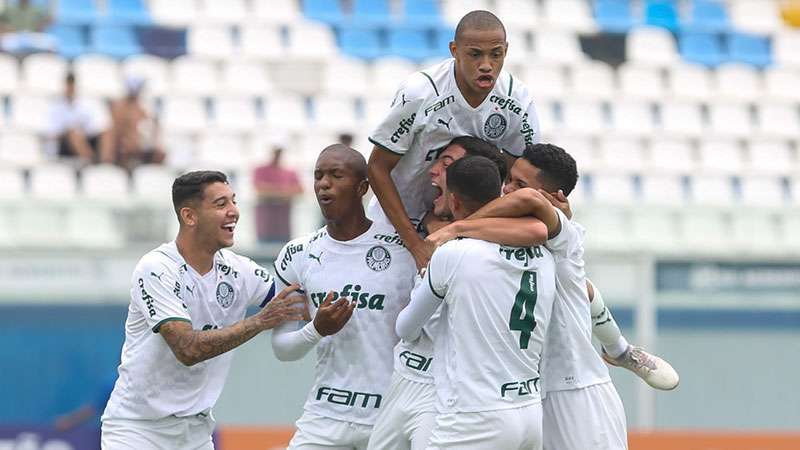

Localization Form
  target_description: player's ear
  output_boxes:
[449,40,457,58]
[180,206,197,227]
[357,179,369,197]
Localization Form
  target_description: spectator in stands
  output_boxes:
[105,77,166,171]
[0,0,55,54]
[253,146,303,243]
[48,72,113,166]
[338,133,354,147]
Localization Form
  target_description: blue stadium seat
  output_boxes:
[339,28,383,59]
[727,32,772,68]
[353,0,393,26]
[645,0,679,31]
[680,31,726,67]
[47,25,85,59]
[434,27,455,58]
[683,0,729,33]
[138,26,186,59]
[106,0,151,25]
[388,28,432,61]
[303,0,346,25]
[595,0,637,33]
[403,0,441,27]
[91,25,142,59]
[57,0,100,25]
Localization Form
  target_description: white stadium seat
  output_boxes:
[680,209,732,251]
[764,68,800,102]
[312,96,359,132]
[617,64,664,101]
[287,21,338,60]
[756,104,800,139]
[712,64,763,103]
[740,176,786,207]
[0,167,26,199]
[149,0,198,26]
[773,31,800,68]
[542,0,597,32]
[648,140,696,175]
[697,139,745,175]
[632,208,681,251]
[533,31,586,65]
[122,54,170,96]
[161,96,208,132]
[667,63,712,101]
[187,25,235,60]
[11,95,51,133]
[0,53,19,94]
[689,175,736,206]
[569,61,615,100]
[363,96,395,132]
[66,207,124,248]
[626,27,678,67]
[264,94,308,132]
[14,207,69,248]
[730,0,783,34]
[221,61,274,96]
[610,101,656,137]
[133,164,174,200]
[239,25,285,61]
[82,164,129,200]
[523,65,567,101]
[596,137,646,174]
[549,136,596,172]
[708,103,754,138]
[0,132,43,168]
[747,140,796,176]
[590,173,637,205]
[22,53,67,96]
[442,0,490,26]
[496,0,541,31]
[370,58,419,98]
[170,57,220,96]
[322,57,369,97]
[197,0,247,25]
[561,100,607,136]
[658,101,704,137]
[197,133,248,170]
[641,174,686,206]
[73,55,124,98]
[212,97,259,133]
[252,0,300,25]
[30,164,77,200]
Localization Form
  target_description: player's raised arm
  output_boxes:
[160,284,305,366]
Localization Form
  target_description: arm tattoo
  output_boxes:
[162,317,262,366]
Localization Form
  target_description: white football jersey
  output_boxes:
[103,242,276,421]
[274,222,416,425]
[368,58,540,223]
[393,276,437,385]
[541,210,612,394]
[427,238,556,413]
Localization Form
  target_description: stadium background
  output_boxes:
[1,0,799,449]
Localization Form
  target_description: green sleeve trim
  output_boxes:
[420,71,440,96]
[368,137,404,156]
[427,265,445,299]
[508,73,514,96]
[152,317,191,333]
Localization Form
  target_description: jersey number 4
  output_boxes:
[509,271,538,349]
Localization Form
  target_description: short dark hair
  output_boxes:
[65,72,75,84]
[521,143,579,196]
[319,144,367,180]
[172,170,228,219]
[448,136,507,181]
[454,10,506,42]
[446,156,501,211]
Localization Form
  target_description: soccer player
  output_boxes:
[396,156,557,449]
[368,10,540,270]
[101,170,305,449]
[270,145,417,450]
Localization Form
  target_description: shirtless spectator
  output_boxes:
[105,77,166,170]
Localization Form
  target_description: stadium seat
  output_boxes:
[534,32,586,65]
[756,104,800,139]
[726,32,772,68]
[773,31,800,68]
[388,28,433,61]
[239,25,285,61]
[363,96,395,131]
[617,64,664,101]
[221,61,273,96]
[148,0,198,26]
[645,0,679,31]
[170,56,220,95]
[666,63,712,101]
[679,208,732,250]
[14,207,70,248]
[542,0,597,32]
[197,0,248,25]
[10,96,50,134]
[122,54,169,96]
[495,0,541,32]
[252,0,300,25]
[683,0,729,33]
[597,138,646,173]
[403,0,442,27]
[730,0,783,34]
[66,207,124,248]
[697,139,745,175]
[747,140,796,175]
[0,133,42,168]
[712,64,763,102]
[648,140,696,174]
[631,208,681,251]
[353,0,393,26]
[569,61,616,100]
[640,174,686,205]
[689,174,736,205]
[534,101,560,137]
[0,167,26,200]
[187,26,235,60]
[132,164,174,199]
[197,134,248,170]
[658,101,705,137]
[82,164,130,200]
[212,97,259,133]
[433,26,456,58]
[764,67,800,102]
[287,21,338,60]
[594,0,637,33]
[30,164,78,200]
[626,26,679,67]
[590,173,637,205]
[561,100,607,136]
[321,57,369,97]
[611,101,656,137]
[0,54,19,95]
[303,0,346,25]
[47,25,86,59]
[680,31,727,67]
[91,25,142,59]
[441,0,490,26]
[573,206,631,250]
[57,0,100,25]
[370,57,418,97]
[522,65,567,102]
[106,0,152,25]
[731,211,782,253]
[739,175,787,207]
[73,54,124,98]
[708,103,754,138]
[264,95,309,132]
[312,95,359,132]
[161,97,208,132]
[339,28,383,60]
[549,136,595,171]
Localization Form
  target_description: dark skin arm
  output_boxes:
[160,284,305,366]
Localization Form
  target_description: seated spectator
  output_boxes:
[253,147,303,243]
[338,132,354,147]
[0,0,55,54]
[105,77,166,171]
[48,72,113,166]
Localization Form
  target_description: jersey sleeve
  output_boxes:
[545,209,585,261]
[272,239,306,293]
[239,256,277,308]
[368,73,429,156]
[426,241,462,302]
[132,256,191,333]
[504,86,541,157]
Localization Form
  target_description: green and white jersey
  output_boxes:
[427,238,556,413]
[368,58,540,224]
[541,210,612,394]
[273,222,416,426]
[103,242,276,421]
[393,276,438,385]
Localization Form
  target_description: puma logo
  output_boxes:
[150,272,164,281]
[308,252,323,265]
[437,117,453,130]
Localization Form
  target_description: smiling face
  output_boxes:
[451,27,507,102]
[429,144,467,218]
[503,158,544,195]
[314,149,368,222]
[190,181,239,249]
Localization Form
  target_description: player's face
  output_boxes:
[503,158,544,195]
[430,144,467,217]
[314,153,367,221]
[451,28,507,97]
[195,182,239,249]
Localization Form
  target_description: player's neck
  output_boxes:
[325,214,372,242]
[454,70,489,108]
[175,233,217,275]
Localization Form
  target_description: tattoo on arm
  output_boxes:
[160,318,262,366]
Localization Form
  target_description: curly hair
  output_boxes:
[520,143,579,196]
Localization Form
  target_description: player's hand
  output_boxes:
[255,284,306,330]
[539,189,572,219]
[409,239,435,271]
[313,292,355,336]
[426,222,458,247]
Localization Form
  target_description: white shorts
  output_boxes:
[101,413,215,450]
[543,381,628,450]
[427,403,543,450]
[368,373,437,450]
[288,411,372,450]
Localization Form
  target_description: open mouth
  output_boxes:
[477,75,494,88]
[432,182,444,209]
[318,194,334,205]
[222,221,236,235]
